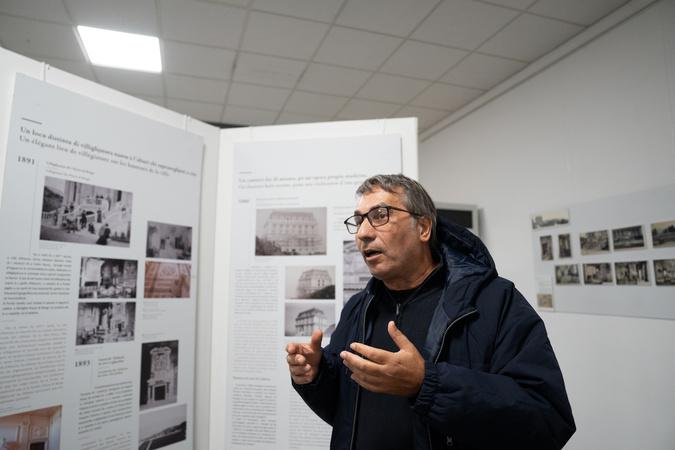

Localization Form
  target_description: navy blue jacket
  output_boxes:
[294,218,576,449]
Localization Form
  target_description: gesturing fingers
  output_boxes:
[348,342,392,364]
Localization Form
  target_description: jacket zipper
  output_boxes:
[426,309,478,450]
[348,293,375,450]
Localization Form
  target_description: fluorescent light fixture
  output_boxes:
[77,25,161,73]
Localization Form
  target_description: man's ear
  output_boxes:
[417,216,432,242]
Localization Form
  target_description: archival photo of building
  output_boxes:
[654,259,675,286]
[583,263,614,285]
[146,221,192,260]
[580,230,610,255]
[612,225,645,250]
[144,262,191,298]
[0,405,62,450]
[343,240,371,304]
[540,235,553,260]
[76,302,135,345]
[285,266,335,299]
[255,207,326,256]
[140,340,179,411]
[558,233,572,258]
[615,261,649,285]
[530,209,570,230]
[555,264,580,285]
[39,176,132,246]
[284,302,335,338]
[651,220,675,248]
[139,404,186,450]
[78,257,137,298]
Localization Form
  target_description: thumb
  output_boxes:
[388,321,413,351]
[309,328,323,351]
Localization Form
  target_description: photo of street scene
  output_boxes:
[146,221,192,260]
[144,262,191,298]
[140,340,179,411]
[654,259,675,286]
[139,404,186,450]
[583,263,614,285]
[255,207,326,256]
[285,266,335,299]
[531,209,569,230]
[580,230,610,255]
[612,225,645,250]
[651,220,675,248]
[615,261,649,285]
[555,264,580,285]
[76,302,135,345]
[40,176,132,246]
[79,257,137,298]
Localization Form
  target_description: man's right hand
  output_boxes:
[286,329,323,384]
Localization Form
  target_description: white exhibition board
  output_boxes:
[210,118,417,450]
[531,184,675,320]
[0,74,202,449]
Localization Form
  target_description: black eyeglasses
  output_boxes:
[343,205,421,234]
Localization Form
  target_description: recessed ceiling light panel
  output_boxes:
[76,25,162,73]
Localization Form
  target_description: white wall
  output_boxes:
[420,1,675,449]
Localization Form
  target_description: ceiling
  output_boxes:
[0,0,631,133]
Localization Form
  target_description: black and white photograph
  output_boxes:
[79,257,137,298]
[343,240,370,304]
[612,225,645,250]
[285,302,335,338]
[255,207,327,256]
[0,405,62,450]
[555,264,580,285]
[140,340,179,411]
[40,176,132,246]
[76,302,135,345]
[139,403,187,450]
[582,263,614,285]
[615,261,650,285]
[536,293,554,309]
[654,259,675,286]
[146,221,192,260]
[579,230,610,255]
[531,208,570,230]
[144,261,191,298]
[285,266,335,299]
[540,235,553,261]
[558,234,572,258]
[651,220,675,248]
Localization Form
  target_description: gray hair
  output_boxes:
[356,174,438,253]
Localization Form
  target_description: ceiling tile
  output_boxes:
[529,0,629,26]
[314,27,402,70]
[223,105,278,126]
[136,95,166,108]
[233,53,307,88]
[411,82,483,111]
[337,99,400,120]
[159,0,245,48]
[242,11,329,59]
[94,67,164,97]
[441,53,526,89]
[297,63,372,97]
[228,82,291,110]
[336,0,438,37]
[479,13,582,61]
[0,0,71,23]
[164,73,228,103]
[285,91,348,117]
[482,0,537,10]
[380,40,467,80]
[392,105,450,131]
[42,57,97,81]
[252,0,343,22]
[65,0,158,35]
[276,111,328,124]
[0,15,84,60]
[167,98,224,123]
[356,73,430,104]
[411,0,518,50]
[163,41,235,79]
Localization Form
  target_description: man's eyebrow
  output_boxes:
[354,203,388,215]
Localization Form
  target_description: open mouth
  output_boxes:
[362,249,382,259]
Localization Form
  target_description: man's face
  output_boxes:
[354,187,430,289]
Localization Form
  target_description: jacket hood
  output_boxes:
[435,215,496,283]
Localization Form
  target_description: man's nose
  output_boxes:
[356,218,376,240]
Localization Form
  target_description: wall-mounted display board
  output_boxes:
[531,184,675,320]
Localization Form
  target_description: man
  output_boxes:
[286,174,575,450]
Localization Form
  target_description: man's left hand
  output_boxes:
[340,321,425,397]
